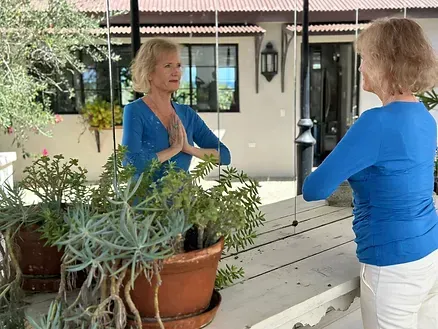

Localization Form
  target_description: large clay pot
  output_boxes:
[125,237,224,319]
[15,224,63,292]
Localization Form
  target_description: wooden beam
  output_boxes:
[254,35,264,94]
[281,24,294,93]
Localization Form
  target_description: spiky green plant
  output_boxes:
[55,175,191,329]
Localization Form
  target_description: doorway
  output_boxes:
[309,43,357,166]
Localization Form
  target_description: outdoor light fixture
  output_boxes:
[261,42,278,82]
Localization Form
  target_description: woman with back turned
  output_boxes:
[303,18,438,329]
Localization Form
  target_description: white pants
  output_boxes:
[360,249,438,329]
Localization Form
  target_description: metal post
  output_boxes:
[130,0,141,99]
[295,0,316,194]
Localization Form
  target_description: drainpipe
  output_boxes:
[295,0,316,194]
[130,0,141,99]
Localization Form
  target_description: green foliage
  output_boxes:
[81,98,123,130]
[417,90,438,110]
[215,264,245,290]
[25,299,63,329]
[91,150,265,289]
[0,154,89,246]
[21,155,89,205]
[0,0,110,147]
[89,145,136,213]
[19,155,89,245]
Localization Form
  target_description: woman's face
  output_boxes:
[149,51,182,93]
[359,53,374,93]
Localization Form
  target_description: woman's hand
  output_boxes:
[168,114,184,152]
[180,122,192,154]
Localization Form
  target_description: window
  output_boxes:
[175,44,239,112]
[52,44,239,114]
[53,45,134,114]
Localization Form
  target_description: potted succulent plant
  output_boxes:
[46,146,265,329]
[0,155,89,293]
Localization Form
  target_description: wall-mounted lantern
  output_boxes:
[261,42,278,82]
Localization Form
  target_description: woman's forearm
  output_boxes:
[157,146,181,163]
[185,145,220,162]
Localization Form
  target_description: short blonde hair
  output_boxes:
[131,38,180,93]
[356,17,438,95]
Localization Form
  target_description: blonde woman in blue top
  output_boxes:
[122,38,231,178]
[303,18,438,329]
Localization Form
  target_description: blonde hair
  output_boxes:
[131,38,180,93]
[356,17,438,95]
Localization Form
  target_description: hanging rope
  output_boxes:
[352,0,360,124]
[104,0,119,194]
[214,0,221,177]
[293,0,299,216]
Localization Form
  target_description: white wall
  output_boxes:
[0,116,123,182]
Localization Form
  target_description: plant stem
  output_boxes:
[124,268,142,329]
[101,275,108,302]
[175,233,184,253]
[5,229,21,290]
[56,263,67,302]
[153,262,165,329]
[197,226,204,250]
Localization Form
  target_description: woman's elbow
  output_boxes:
[302,177,327,202]
[219,146,231,165]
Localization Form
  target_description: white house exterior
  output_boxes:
[1,1,438,182]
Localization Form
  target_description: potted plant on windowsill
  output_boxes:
[47,147,265,329]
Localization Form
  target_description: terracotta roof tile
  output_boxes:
[287,23,370,32]
[110,24,266,35]
[69,0,438,12]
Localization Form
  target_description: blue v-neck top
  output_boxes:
[303,101,438,267]
[121,98,231,178]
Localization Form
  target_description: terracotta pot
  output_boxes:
[126,290,222,329]
[16,224,63,276]
[124,237,224,319]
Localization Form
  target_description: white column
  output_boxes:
[0,152,17,193]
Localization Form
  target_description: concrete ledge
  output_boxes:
[0,152,17,191]
[252,278,360,329]
[326,181,353,208]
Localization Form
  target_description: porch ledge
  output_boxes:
[0,152,17,169]
[210,197,359,329]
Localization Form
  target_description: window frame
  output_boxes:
[181,43,240,113]
[52,43,240,114]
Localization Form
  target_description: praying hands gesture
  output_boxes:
[168,114,186,152]
[167,113,220,162]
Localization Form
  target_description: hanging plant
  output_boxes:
[81,98,123,131]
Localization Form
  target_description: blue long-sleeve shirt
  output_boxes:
[303,101,438,266]
[121,99,231,177]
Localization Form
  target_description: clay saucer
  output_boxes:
[126,290,222,329]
